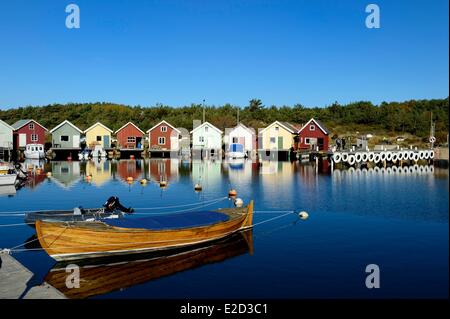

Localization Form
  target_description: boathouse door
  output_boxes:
[277,137,283,149]
[103,135,109,148]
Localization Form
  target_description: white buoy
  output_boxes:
[234,198,244,207]
[333,153,341,163]
[347,154,356,166]
[298,211,309,220]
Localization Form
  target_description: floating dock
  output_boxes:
[0,253,66,299]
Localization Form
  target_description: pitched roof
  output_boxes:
[190,121,223,134]
[50,120,83,134]
[115,122,145,134]
[232,122,256,135]
[11,119,48,131]
[258,121,298,134]
[298,118,330,135]
[84,122,113,133]
[0,119,14,131]
[146,120,181,134]
[176,127,190,136]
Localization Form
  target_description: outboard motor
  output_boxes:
[14,163,28,180]
[103,196,133,214]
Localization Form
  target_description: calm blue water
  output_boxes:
[0,159,448,298]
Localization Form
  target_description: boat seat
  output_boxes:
[101,211,230,230]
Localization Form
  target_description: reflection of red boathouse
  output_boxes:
[117,160,143,182]
[149,159,173,182]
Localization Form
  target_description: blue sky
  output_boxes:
[0,0,448,109]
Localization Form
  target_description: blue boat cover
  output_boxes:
[230,143,244,152]
[101,211,230,230]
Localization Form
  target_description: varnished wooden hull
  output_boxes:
[36,201,253,261]
[44,230,253,299]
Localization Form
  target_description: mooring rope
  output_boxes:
[0,196,229,217]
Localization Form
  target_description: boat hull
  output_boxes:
[36,201,254,261]
[0,174,17,186]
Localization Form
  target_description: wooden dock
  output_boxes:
[0,253,66,299]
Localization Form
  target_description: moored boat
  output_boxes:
[0,162,18,186]
[227,143,246,159]
[36,200,254,261]
[24,144,45,159]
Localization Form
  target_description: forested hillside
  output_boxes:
[1,98,448,145]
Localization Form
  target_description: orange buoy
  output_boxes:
[67,156,72,161]
[86,175,92,181]
[130,155,135,159]
[46,172,52,177]
[160,180,167,188]
[194,184,202,191]
[228,189,237,197]
[140,179,147,185]
[126,176,134,183]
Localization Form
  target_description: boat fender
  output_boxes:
[408,151,415,160]
[228,189,237,197]
[332,153,341,163]
[386,151,393,161]
[341,152,349,162]
[347,154,356,165]
[430,150,434,159]
[234,198,244,207]
[368,152,375,162]
[355,153,362,163]
[298,211,309,220]
[380,152,387,161]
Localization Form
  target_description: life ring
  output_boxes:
[355,153,362,163]
[368,152,375,162]
[407,151,414,160]
[402,151,409,160]
[386,167,392,174]
[341,152,349,162]
[374,153,381,164]
[333,153,342,163]
[391,152,398,163]
[430,150,434,159]
[361,152,369,162]
[385,151,393,161]
[380,152,387,162]
[429,136,436,143]
[413,153,419,162]
[347,154,356,166]
[397,151,404,160]
[419,150,426,160]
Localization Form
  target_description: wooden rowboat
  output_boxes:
[36,200,254,261]
[44,230,253,299]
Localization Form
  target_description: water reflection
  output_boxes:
[44,230,253,299]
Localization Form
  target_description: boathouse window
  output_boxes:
[127,137,136,143]
[60,135,69,142]
[161,126,167,132]
[158,137,166,145]
[31,134,38,142]
[96,136,102,141]
[232,137,238,143]
[310,124,315,131]
[305,138,310,145]
[29,123,34,130]
[275,126,279,131]
[205,127,209,132]
[199,136,204,143]
[270,137,276,144]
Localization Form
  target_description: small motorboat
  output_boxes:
[36,200,254,261]
[24,144,45,159]
[25,196,133,225]
[227,143,246,159]
[0,162,18,186]
[78,150,90,161]
[91,145,106,158]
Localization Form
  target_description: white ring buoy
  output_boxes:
[355,153,362,162]
[403,166,409,174]
[374,166,380,173]
[386,151,393,161]
[374,153,381,164]
[397,151,404,160]
[386,167,392,174]
[413,153,419,162]
[392,166,398,173]
[368,152,375,162]
[391,152,398,163]
[408,151,415,160]
[348,154,356,165]
[429,136,436,143]
[430,150,434,159]
[380,152,387,161]
[424,150,430,160]
[419,151,425,159]
[402,151,409,160]
[333,153,341,163]
[362,153,369,162]
[341,152,349,162]
[430,165,434,173]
